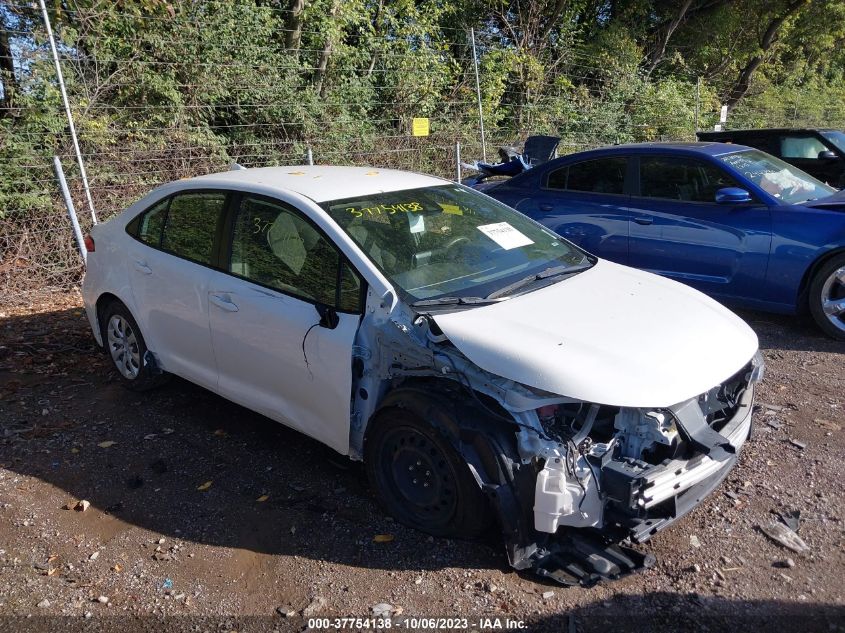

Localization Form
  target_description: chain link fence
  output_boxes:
[1,2,841,305]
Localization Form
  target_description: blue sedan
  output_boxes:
[482,142,845,340]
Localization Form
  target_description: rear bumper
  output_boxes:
[81,280,103,347]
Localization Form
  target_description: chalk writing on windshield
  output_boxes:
[345,202,423,218]
[721,152,819,201]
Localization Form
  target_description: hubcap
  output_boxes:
[380,428,457,527]
[820,266,845,334]
[106,315,141,379]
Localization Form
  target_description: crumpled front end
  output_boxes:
[353,307,763,587]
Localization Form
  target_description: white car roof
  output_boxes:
[185,165,448,203]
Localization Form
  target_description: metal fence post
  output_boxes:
[306,146,314,165]
[470,28,487,163]
[53,156,87,265]
[694,76,700,134]
[456,141,462,182]
[39,0,97,224]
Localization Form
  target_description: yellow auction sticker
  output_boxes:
[438,202,462,215]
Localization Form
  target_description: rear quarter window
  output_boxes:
[134,199,168,247]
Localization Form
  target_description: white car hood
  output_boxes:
[432,259,759,408]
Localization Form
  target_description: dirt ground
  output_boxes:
[0,290,843,633]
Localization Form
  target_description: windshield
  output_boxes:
[322,184,591,303]
[820,130,845,154]
[719,149,835,204]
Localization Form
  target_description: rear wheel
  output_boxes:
[808,254,845,341]
[364,408,491,538]
[100,301,169,391]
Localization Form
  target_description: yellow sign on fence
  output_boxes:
[411,117,430,136]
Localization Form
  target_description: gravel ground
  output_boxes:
[0,291,843,633]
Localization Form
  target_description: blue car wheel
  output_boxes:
[809,253,845,340]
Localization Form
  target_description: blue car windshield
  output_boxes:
[322,184,591,302]
[820,130,845,154]
[720,150,836,204]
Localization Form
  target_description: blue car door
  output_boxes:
[627,154,772,302]
[511,156,631,264]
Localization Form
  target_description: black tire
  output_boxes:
[364,407,492,538]
[808,253,845,341]
[100,301,169,391]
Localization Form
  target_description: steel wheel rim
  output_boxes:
[106,315,141,379]
[379,427,457,527]
[820,265,845,334]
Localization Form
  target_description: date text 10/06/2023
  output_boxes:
[306,617,528,630]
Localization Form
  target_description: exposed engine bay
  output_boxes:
[349,299,764,586]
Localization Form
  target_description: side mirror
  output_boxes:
[316,304,339,329]
[818,150,839,161]
[715,187,752,204]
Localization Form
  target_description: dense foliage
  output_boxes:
[1,0,844,291]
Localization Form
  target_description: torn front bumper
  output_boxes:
[603,383,754,543]
[520,372,757,585]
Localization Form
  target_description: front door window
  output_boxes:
[639,157,739,203]
[230,196,362,311]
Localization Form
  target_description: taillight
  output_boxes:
[84,234,95,252]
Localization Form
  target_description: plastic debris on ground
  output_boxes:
[759,522,810,554]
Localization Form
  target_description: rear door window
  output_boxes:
[546,166,567,190]
[161,192,227,265]
[547,157,627,194]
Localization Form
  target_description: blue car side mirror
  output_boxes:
[715,187,752,204]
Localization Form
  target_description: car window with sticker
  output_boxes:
[230,196,362,311]
[720,150,835,204]
[322,184,590,302]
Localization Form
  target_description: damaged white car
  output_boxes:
[81,166,764,585]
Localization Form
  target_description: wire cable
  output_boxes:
[301,322,320,380]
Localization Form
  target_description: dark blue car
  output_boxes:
[481,142,845,340]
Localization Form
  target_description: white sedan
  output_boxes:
[82,166,763,586]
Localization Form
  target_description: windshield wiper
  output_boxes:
[411,296,502,308]
[485,263,592,300]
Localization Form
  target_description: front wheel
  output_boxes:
[101,301,169,391]
[364,408,492,538]
[808,253,845,340]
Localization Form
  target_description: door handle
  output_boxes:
[209,293,239,312]
[633,216,653,225]
[133,260,152,275]
[539,203,554,212]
